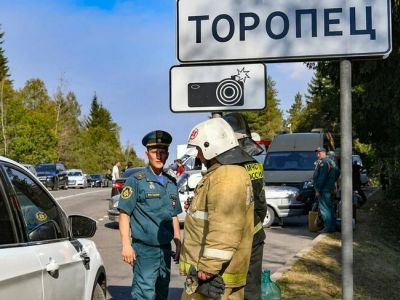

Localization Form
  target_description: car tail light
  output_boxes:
[113,181,124,191]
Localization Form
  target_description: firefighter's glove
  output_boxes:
[196,274,225,300]
[184,266,199,295]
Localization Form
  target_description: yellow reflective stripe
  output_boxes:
[203,248,233,260]
[221,272,247,285]
[188,210,208,220]
[254,222,263,234]
[179,261,247,285]
[179,260,192,274]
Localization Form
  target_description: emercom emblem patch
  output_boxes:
[121,186,133,199]
[35,211,48,222]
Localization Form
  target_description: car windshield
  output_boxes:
[264,151,316,171]
[36,164,56,172]
[68,171,82,176]
[91,174,102,180]
[122,167,145,178]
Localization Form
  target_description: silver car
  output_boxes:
[264,185,303,227]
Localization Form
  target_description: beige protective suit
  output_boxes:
[180,163,254,300]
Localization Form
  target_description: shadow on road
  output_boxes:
[107,285,183,300]
[105,222,119,229]
[107,285,131,300]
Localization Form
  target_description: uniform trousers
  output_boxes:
[131,242,171,300]
[319,191,336,232]
[244,240,264,300]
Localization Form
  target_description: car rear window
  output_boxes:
[264,151,316,171]
[36,164,56,172]
[68,172,82,176]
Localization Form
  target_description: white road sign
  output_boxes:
[170,63,266,112]
[177,0,392,62]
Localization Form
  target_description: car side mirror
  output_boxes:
[69,215,97,238]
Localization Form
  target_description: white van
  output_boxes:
[262,131,332,225]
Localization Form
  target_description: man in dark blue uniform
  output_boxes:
[313,147,338,233]
[118,130,182,300]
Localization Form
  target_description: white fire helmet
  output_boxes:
[187,118,239,160]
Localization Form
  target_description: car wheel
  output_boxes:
[53,179,59,191]
[91,282,106,300]
[263,206,275,228]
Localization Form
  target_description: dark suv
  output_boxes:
[35,163,68,190]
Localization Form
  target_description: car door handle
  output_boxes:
[46,259,60,277]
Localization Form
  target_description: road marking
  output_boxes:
[55,189,107,201]
[99,218,104,221]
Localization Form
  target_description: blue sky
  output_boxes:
[0,0,314,162]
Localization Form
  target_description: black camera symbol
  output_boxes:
[188,76,244,107]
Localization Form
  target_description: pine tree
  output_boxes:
[0,27,10,81]
[286,92,303,132]
[243,76,283,140]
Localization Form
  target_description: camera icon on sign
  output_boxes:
[188,75,245,107]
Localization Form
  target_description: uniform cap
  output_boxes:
[142,130,172,148]
[315,147,327,152]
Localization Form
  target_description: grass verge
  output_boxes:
[277,189,400,299]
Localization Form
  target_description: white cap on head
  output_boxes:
[187,118,239,160]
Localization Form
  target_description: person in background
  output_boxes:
[352,160,367,206]
[124,161,133,173]
[175,159,185,176]
[118,130,182,300]
[313,147,338,233]
[180,118,254,300]
[112,161,121,183]
[223,112,267,300]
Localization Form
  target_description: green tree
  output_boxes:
[0,27,9,81]
[54,87,82,167]
[80,94,122,173]
[286,92,304,132]
[122,142,146,167]
[7,79,58,163]
[243,76,283,140]
[296,66,340,133]
[0,26,11,155]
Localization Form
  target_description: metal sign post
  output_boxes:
[340,60,353,300]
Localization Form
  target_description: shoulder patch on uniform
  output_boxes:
[35,211,48,222]
[134,172,145,180]
[244,162,264,180]
[120,186,133,199]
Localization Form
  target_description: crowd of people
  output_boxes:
[114,112,365,300]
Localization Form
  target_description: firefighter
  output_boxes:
[180,118,255,300]
[223,112,267,300]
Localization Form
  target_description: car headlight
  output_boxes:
[303,180,314,189]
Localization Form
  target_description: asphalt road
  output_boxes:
[52,188,318,300]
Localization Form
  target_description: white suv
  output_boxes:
[0,156,106,300]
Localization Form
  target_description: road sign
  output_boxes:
[170,63,266,113]
[177,0,392,63]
